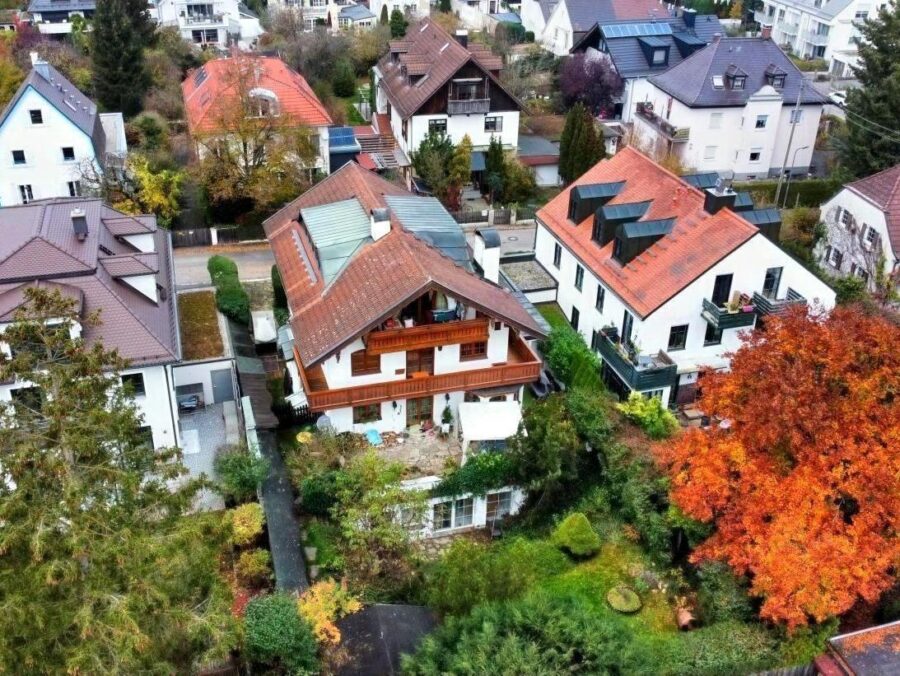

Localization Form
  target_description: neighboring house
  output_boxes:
[0,54,127,207]
[268,0,378,32]
[0,8,25,31]
[181,55,333,174]
[813,620,900,676]
[517,134,560,187]
[151,0,263,48]
[816,164,900,292]
[571,8,723,121]
[533,147,835,406]
[630,36,825,179]
[374,20,521,180]
[27,0,94,35]
[264,161,546,536]
[753,0,889,77]
[520,0,668,55]
[370,0,429,23]
[0,198,181,450]
[450,0,514,30]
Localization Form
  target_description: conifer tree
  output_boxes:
[484,135,507,203]
[559,103,584,183]
[390,9,408,38]
[91,0,148,116]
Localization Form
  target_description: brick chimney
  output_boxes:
[761,24,773,40]
[454,29,469,49]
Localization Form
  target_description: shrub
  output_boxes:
[551,512,601,557]
[616,392,679,440]
[230,503,265,547]
[207,254,238,280]
[244,593,319,674]
[695,561,754,624]
[207,255,250,324]
[525,30,535,42]
[606,585,642,613]
[542,323,602,389]
[297,578,362,645]
[130,111,168,151]
[332,60,356,98]
[733,177,841,209]
[235,548,272,587]
[834,274,868,305]
[433,451,516,497]
[565,387,615,449]
[271,265,287,312]
[214,445,269,503]
[299,470,343,517]
[666,621,778,674]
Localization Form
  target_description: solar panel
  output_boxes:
[193,67,208,87]
[602,22,672,39]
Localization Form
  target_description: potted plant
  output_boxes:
[440,405,453,434]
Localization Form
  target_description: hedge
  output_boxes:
[733,177,842,209]
[207,255,250,324]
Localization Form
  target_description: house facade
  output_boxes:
[753,0,889,76]
[151,0,264,48]
[370,0,429,24]
[533,147,835,406]
[267,0,377,31]
[374,21,522,172]
[630,37,825,179]
[27,0,94,35]
[0,54,127,207]
[181,55,333,174]
[0,198,182,450]
[816,164,900,292]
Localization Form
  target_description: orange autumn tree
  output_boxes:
[656,306,900,629]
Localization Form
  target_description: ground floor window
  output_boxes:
[433,501,452,530]
[192,29,219,44]
[486,491,512,521]
[704,322,723,346]
[353,403,380,424]
[432,497,475,530]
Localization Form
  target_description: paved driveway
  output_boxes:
[174,244,275,289]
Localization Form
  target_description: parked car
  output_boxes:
[828,91,847,108]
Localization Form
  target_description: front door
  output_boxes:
[406,396,433,427]
[211,368,235,403]
[406,349,434,376]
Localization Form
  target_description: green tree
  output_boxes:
[439,0,452,12]
[91,0,148,116]
[389,8,408,38]
[501,157,538,204]
[483,135,507,203]
[446,133,473,210]
[559,102,605,183]
[380,4,389,24]
[558,103,583,183]
[0,37,24,108]
[0,288,238,672]
[244,593,319,674]
[412,129,454,201]
[214,444,270,504]
[838,4,900,176]
[332,59,357,98]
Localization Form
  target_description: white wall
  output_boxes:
[400,110,520,156]
[541,0,573,55]
[519,0,547,42]
[324,390,467,435]
[121,364,180,449]
[414,482,527,538]
[0,86,98,206]
[533,163,560,187]
[172,358,236,406]
[320,337,408,389]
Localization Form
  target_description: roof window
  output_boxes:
[712,75,724,89]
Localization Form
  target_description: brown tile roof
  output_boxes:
[846,163,900,257]
[264,163,546,367]
[536,147,759,318]
[0,281,83,322]
[377,20,514,120]
[0,198,179,366]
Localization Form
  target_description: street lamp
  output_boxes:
[782,145,810,209]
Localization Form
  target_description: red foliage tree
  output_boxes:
[558,53,623,117]
[656,306,900,628]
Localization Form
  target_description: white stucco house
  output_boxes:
[370,0,429,23]
[267,0,377,31]
[374,20,522,184]
[630,36,826,180]
[753,0,890,76]
[816,164,900,293]
[0,54,127,207]
[150,0,263,48]
[27,0,95,35]
[533,147,835,406]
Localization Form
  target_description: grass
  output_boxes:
[536,302,568,330]
[177,291,224,361]
[243,280,275,312]
[305,518,342,573]
[536,303,605,392]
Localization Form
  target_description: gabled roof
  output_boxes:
[562,0,669,32]
[264,162,546,367]
[846,163,900,257]
[0,198,179,366]
[340,3,375,20]
[648,37,826,108]
[182,55,332,136]
[0,59,106,160]
[377,20,517,120]
[536,147,761,318]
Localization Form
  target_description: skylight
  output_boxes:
[712,75,724,89]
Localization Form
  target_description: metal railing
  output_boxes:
[751,288,806,316]
[802,29,830,46]
[635,102,690,142]
[596,332,677,392]
[701,297,757,330]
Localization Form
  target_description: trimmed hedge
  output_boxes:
[433,451,517,498]
[551,512,601,558]
[244,593,319,674]
[207,255,250,324]
[733,177,842,209]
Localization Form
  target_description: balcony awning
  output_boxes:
[458,401,522,443]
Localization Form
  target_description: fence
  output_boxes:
[170,224,267,248]
[171,228,212,248]
[493,208,512,225]
[449,207,536,226]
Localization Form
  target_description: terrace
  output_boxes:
[597,329,677,392]
[635,102,689,143]
[700,295,757,331]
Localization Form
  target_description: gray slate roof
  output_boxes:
[648,38,826,108]
[0,60,106,160]
[28,0,95,11]
[517,134,560,158]
[340,4,375,21]
[564,0,671,32]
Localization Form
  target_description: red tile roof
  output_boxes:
[264,162,545,366]
[182,55,332,136]
[846,163,900,257]
[536,147,759,318]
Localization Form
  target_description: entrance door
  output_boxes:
[211,368,235,403]
[406,349,434,376]
[406,396,433,427]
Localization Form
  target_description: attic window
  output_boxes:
[652,49,666,65]
[249,88,279,118]
[768,73,785,88]
[728,74,746,89]
[712,75,724,89]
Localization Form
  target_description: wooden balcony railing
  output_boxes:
[448,98,491,115]
[366,318,489,356]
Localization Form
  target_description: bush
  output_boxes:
[733,177,841,208]
[207,255,250,324]
[214,445,269,503]
[297,578,362,645]
[667,621,778,674]
[332,60,356,98]
[244,593,319,674]
[695,561,754,624]
[299,470,343,517]
[542,323,602,390]
[565,387,615,449]
[433,451,517,498]
[616,392,679,440]
[834,274,868,305]
[235,548,272,587]
[525,30,535,42]
[130,111,168,151]
[207,254,238,280]
[551,512,601,557]
[606,585,642,613]
[230,502,265,547]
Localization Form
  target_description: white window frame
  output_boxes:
[703,145,717,160]
[709,112,723,130]
[755,114,768,129]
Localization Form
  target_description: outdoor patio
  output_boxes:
[375,425,463,479]
[178,402,240,511]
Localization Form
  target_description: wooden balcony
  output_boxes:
[448,98,491,115]
[298,337,541,412]
[366,318,489,356]
[701,297,757,330]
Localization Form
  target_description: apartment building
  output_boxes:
[151,0,264,48]
[27,0,94,35]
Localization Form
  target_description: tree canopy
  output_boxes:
[91,0,149,116]
[656,306,900,628]
[559,103,605,183]
[559,53,624,116]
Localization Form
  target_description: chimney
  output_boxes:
[760,23,773,40]
[682,7,696,30]
[704,178,737,215]
[712,32,722,43]
[473,228,500,283]
[454,29,469,49]
[70,208,89,241]
[30,52,50,81]
[370,207,390,241]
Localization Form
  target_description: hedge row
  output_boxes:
[733,177,842,209]
[207,255,250,325]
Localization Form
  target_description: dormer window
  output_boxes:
[249,88,279,118]
[730,75,746,89]
[771,74,785,88]
[765,65,787,88]
[652,49,666,65]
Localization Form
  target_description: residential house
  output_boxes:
[27,0,94,35]
[450,0,517,30]
[517,134,560,187]
[265,161,547,535]
[0,198,181,450]
[570,9,723,121]
[182,55,333,174]
[816,164,900,292]
[533,147,835,406]
[0,8,25,31]
[370,0,429,24]
[0,53,127,207]
[813,620,900,675]
[151,0,264,48]
[630,36,826,180]
[753,0,890,76]
[520,0,668,56]
[267,0,377,32]
[374,21,522,182]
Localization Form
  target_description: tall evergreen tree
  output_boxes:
[91,0,148,116]
[389,9,408,38]
[380,4,389,24]
[838,4,900,176]
[559,104,605,183]
[0,289,238,672]
[484,135,507,203]
[559,103,584,183]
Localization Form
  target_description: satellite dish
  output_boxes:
[316,415,333,433]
